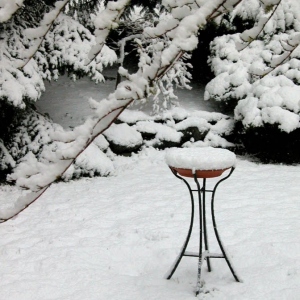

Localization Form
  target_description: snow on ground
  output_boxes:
[0,149,300,299]
[1,75,300,299]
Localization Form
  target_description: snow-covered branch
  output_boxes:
[0,139,16,170]
[19,0,70,69]
[260,33,300,77]
[237,0,282,51]
[85,0,130,66]
[0,0,24,23]
[118,34,143,66]
[207,0,244,20]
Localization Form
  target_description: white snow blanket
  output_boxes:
[1,148,299,300]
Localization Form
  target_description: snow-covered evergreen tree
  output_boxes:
[205,0,300,162]
[0,1,117,108]
[0,0,118,177]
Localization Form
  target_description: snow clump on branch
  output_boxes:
[0,0,23,22]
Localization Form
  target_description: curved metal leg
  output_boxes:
[166,169,195,280]
[193,174,203,295]
[202,178,211,272]
[211,168,241,282]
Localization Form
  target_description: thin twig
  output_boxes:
[239,0,282,51]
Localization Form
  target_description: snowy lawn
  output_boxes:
[0,148,299,300]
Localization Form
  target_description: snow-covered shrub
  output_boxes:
[62,143,114,181]
[234,76,300,162]
[206,0,300,107]
[120,108,235,151]
[175,117,210,144]
[205,0,300,162]
[103,123,143,155]
[93,134,110,152]
[3,109,114,182]
[8,110,59,161]
[117,109,154,125]
[135,121,183,149]
[3,106,234,182]
[189,12,255,84]
[161,107,189,123]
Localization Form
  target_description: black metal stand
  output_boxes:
[166,167,241,295]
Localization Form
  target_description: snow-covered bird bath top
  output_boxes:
[165,147,236,178]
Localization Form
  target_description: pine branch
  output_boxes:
[19,0,71,69]
[85,0,131,66]
[156,51,184,81]
[0,0,25,23]
[208,0,243,20]
[0,139,16,169]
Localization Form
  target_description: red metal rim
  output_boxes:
[170,167,230,178]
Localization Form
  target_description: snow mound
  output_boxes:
[135,121,182,143]
[93,134,110,151]
[165,147,236,170]
[117,110,154,124]
[63,143,114,180]
[161,107,189,121]
[175,117,210,132]
[104,123,143,147]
